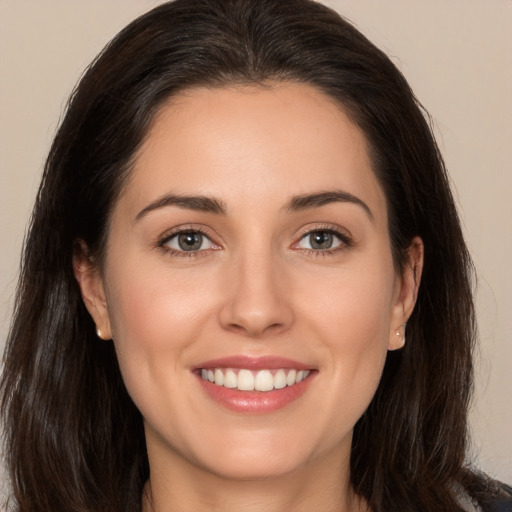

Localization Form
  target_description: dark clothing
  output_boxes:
[480,481,512,512]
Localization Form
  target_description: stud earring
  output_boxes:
[395,323,407,348]
[96,327,104,339]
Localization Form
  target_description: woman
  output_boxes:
[1,0,510,511]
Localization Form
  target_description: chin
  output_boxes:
[200,452,307,482]
[188,427,333,482]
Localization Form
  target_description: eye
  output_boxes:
[296,229,346,251]
[163,231,215,252]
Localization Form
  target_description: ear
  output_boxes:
[73,240,112,340]
[388,236,424,350]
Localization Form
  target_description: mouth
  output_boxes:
[194,356,316,413]
[198,367,311,392]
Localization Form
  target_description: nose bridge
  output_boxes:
[219,242,293,337]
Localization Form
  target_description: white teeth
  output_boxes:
[237,369,255,391]
[224,369,238,388]
[286,369,297,386]
[200,367,312,392]
[214,368,224,386]
[254,370,274,392]
[274,369,287,389]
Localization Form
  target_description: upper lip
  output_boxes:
[195,355,313,371]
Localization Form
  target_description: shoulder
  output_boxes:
[478,481,512,512]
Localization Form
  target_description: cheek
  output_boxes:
[308,300,390,447]
[300,253,396,345]
[295,255,396,419]
[104,262,217,402]
[108,258,213,340]
[322,282,391,392]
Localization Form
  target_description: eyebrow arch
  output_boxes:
[285,190,374,221]
[135,193,227,221]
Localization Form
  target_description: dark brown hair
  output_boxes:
[0,0,492,510]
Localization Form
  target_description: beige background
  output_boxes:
[0,0,510,493]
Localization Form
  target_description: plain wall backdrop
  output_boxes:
[1,0,511,495]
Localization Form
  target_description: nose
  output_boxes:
[218,249,294,338]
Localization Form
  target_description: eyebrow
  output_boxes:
[135,189,373,222]
[135,193,227,221]
[285,190,374,221]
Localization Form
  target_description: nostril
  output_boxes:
[227,320,283,337]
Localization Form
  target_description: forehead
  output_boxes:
[117,82,387,223]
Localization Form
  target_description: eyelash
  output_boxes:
[293,225,353,257]
[156,225,352,258]
[157,226,217,258]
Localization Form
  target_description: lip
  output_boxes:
[195,355,313,371]
[194,355,316,414]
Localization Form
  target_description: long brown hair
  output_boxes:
[0,0,492,510]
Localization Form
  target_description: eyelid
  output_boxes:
[156,223,352,257]
[157,224,222,255]
[291,224,353,252]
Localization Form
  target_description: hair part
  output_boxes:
[1,1,485,510]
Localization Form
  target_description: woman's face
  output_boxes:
[78,83,420,481]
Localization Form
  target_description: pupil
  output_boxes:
[311,231,332,249]
[178,233,202,251]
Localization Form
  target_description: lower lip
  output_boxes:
[196,372,316,414]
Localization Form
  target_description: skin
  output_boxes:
[75,83,423,512]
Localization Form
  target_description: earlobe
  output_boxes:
[391,323,407,350]
[73,240,112,340]
[388,236,424,351]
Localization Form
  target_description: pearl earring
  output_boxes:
[96,327,104,339]
[395,323,406,347]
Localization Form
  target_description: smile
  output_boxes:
[200,368,311,392]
